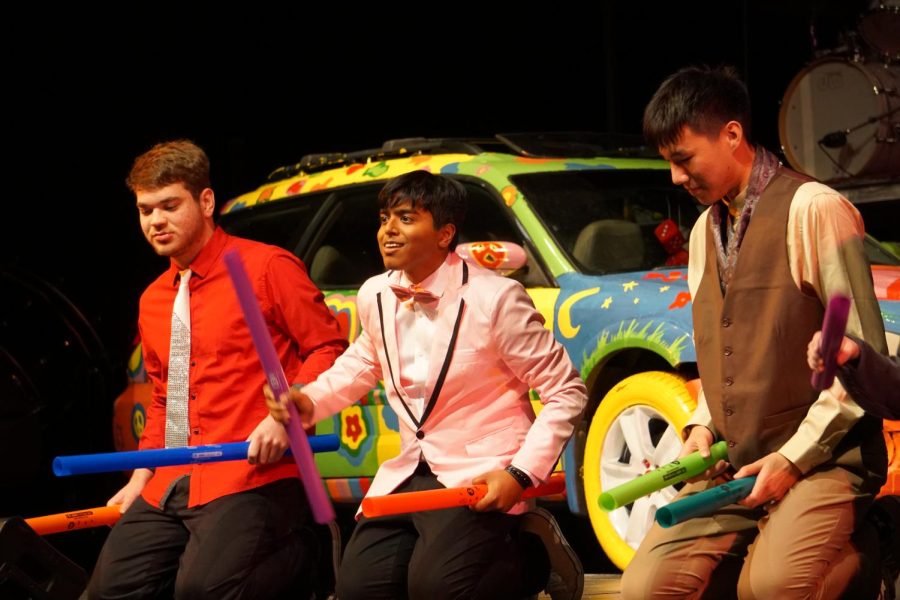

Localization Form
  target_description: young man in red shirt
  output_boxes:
[87,140,347,599]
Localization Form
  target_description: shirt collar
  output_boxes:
[724,187,747,220]
[393,253,455,298]
[166,227,229,286]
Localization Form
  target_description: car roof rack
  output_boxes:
[496,132,656,159]
[265,132,656,182]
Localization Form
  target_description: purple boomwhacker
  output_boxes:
[811,293,851,391]
[224,250,335,523]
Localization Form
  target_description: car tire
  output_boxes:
[582,371,696,570]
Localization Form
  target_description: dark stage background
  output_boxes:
[1,0,892,576]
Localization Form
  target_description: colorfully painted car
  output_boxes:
[113,134,900,570]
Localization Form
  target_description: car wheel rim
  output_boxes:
[600,405,683,549]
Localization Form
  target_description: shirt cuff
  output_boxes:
[299,385,326,422]
[683,389,718,440]
[776,435,829,475]
[509,464,539,487]
[779,382,865,474]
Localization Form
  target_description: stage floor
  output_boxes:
[538,573,621,598]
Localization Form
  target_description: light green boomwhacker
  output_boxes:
[599,440,729,511]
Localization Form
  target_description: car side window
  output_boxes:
[457,182,552,287]
[305,188,384,289]
[301,179,553,290]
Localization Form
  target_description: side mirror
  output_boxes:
[455,241,527,276]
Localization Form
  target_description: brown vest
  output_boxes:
[693,168,885,476]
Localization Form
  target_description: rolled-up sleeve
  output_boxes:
[777,184,887,473]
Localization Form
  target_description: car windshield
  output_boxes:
[512,170,704,274]
[831,183,899,265]
[865,234,900,266]
[856,201,900,266]
[517,170,900,274]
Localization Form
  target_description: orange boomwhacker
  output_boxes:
[25,505,122,535]
[361,472,566,518]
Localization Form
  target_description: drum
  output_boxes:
[779,59,900,181]
[858,2,900,61]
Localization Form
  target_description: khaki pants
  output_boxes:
[621,467,881,600]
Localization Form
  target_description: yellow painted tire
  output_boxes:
[583,371,696,570]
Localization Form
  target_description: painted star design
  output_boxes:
[623,281,638,292]
[601,296,613,309]
[660,285,670,292]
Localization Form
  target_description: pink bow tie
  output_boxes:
[389,283,439,304]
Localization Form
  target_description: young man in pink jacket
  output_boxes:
[268,170,587,600]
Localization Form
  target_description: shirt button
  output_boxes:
[724,377,734,386]
[416,430,425,440]
[723,346,733,356]
[722,317,732,327]
[190,393,197,400]
[190,360,196,367]
[192,428,200,435]
[728,440,736,448]
[725,408,734,416]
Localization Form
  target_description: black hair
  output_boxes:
[643,65,752,149]
[377,171,468,249]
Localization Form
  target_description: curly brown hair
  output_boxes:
[126,139,211,199]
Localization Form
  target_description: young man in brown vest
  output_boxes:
[621,66,889,599]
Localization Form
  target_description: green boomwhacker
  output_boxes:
[599,440,729,511]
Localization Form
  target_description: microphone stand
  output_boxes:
[816,105,899,177]
[818,104,900,148]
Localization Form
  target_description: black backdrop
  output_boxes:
[0,0,886,573]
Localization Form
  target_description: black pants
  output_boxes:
[337,464,543,600]
[86,477,314,600]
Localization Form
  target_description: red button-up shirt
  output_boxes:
[138,228,347,508]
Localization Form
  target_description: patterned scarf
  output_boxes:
[710,146,781,292]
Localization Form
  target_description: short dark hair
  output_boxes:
[643,65,752,149]
[378,171,468,249]
[126,139,211,199]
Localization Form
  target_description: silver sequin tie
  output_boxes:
[165,269,191,448]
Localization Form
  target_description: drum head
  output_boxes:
[858,4,900,58]
[779,59,900,181]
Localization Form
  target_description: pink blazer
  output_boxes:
[303,253,587,514]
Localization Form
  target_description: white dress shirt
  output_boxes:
[395,266,444,419]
